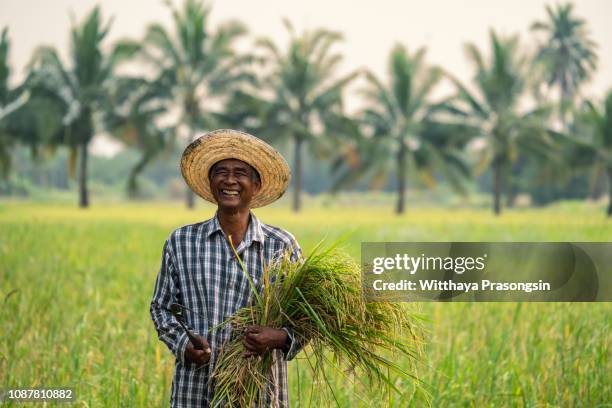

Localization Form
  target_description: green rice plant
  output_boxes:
[211,241,423,407]
[1,203,609,406]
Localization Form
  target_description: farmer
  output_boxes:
[150,129,302,407]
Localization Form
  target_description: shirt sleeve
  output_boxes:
[281,235,306,361]
[289,238,302,263]
[150,238,190,364]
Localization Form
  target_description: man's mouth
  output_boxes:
[221,189,240,197]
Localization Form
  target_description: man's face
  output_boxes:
[209,159,261,210]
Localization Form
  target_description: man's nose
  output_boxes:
[224,172,238,184]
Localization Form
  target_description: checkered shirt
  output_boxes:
[150,212,302,407]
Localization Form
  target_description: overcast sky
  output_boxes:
[1,0,610,154]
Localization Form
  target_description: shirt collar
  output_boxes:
[205,212,223,238]
[247,212,266,245]
[205,211,266,246]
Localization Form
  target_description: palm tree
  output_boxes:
[572,91,612,216]
[139,0,252,208]
[2,73,70,179]
[0,27,15,179]
[1,27,63,189]
[531,3,598,125]
[0,27,29,179]
[104,77,173,197]
[27,7,138,207]
[0,28,8,107]
[255,20,358,212]
[446,31,557,215]
[354,44,472,214]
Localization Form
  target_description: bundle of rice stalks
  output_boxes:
[211,242,422,407]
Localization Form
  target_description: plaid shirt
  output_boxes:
[150,212,302,407]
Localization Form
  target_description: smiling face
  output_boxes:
[209,159,261,210]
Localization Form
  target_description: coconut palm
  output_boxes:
[2,75,69,176]
[0,27,30,179]
[104,77,173,197]
[0,28,7,103]
[139,0,252,208]
[27,7,138,207]
[446,31,557,215]
[0,27,15,179]
[255,20,358,212]
[531,3,598,124]
[353,44,472,214]
[1,27,68,188]
[572,91,612,216]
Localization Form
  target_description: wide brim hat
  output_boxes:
[180,129,291,208]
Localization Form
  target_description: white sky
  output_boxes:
[1,0,611,155]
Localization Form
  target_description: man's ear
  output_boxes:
[253,181,262,194]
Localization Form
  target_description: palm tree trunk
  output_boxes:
[292,136,303,212]
[186,188,195,209]
[0,142,10,181]
[590,166,604,200]
[560,77,570,130]
[607,167,612,217]
[493,158,502,216]
[127,153,152,198]
[396,138,406,215]
[505,166,514,208]
[78,142,89,208]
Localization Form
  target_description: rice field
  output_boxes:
[0,200,610,407]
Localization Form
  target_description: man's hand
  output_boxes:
[242,325,288,358]
[184,335,212,366]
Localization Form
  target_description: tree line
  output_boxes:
[0,1,610,216]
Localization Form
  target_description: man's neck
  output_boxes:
[217,207,251,247]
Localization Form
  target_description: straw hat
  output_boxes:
[180,129,291,208]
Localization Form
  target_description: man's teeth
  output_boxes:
[222,189,239,196]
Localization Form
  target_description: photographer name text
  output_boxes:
[371,279,551,292]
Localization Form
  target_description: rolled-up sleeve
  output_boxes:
[280,327,304,361]
[150,238,190,364]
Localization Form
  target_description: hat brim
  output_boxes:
[180,129,291,208]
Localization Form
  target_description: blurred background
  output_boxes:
[0,0,611,214]
[0,1,610,406]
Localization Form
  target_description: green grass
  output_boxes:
[0,201,610,407]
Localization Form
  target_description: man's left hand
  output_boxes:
[242,325,288,358]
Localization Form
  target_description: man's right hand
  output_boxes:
[184,335,211,366]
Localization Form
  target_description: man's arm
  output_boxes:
[242,325,288,357]
[150,238,202,365]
